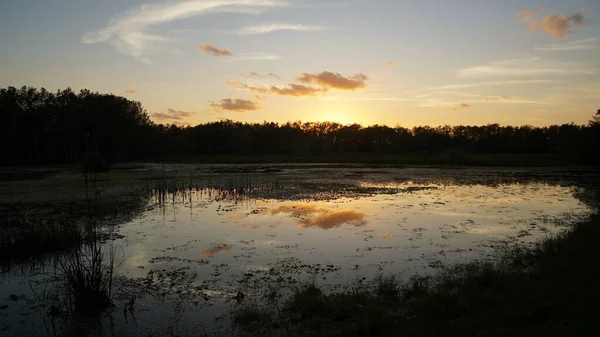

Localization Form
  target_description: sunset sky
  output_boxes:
[1,0,599,127]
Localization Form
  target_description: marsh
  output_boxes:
[1,164,598,336]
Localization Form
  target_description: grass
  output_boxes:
[0,216,83,274]
[232,213,600,337]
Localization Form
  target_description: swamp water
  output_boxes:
[0,165,597,336]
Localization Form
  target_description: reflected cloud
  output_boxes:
[379,233,395,239]
[298,210,366,229]
[270,204,324,216]
[228,203,367,230]
[201,243,232,257]
[268,203,366,230]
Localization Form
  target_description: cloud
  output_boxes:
[210,98,260,111]
[201,243,232,257]
[535,38,598,51]
[382,61,395,67]
[225,52,281,61]
[226,71,369,97]
[125,89,137,94]
[298,71,369,90]
[82,0,288,62]
[198,43,232,57]
[268,72,281,79]
[427,80,556,90]
[151,108,195,121]
[238,23,325,34]
[242,72,281,79]
[380,233,395,239]
[226,80,326,97]
[517,9,591,40]
[456,58,593,78]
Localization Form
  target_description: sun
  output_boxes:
[323,113,354,125]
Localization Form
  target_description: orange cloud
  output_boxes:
[518,10,590,40]
[198,43,232,57]
[226,71,369,97]
[125,89,137,94]
[433,103,473,111]
[201,243,232,257]
[209,98,260,112]
[382,61,395,67]
[226,80,326,97]
[151,108,195,121]
[297,71,368,90]
[380,233,395,239]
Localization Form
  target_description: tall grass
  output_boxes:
[42,170,121,318]
[0,217,83,275]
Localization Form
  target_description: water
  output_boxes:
[0,165,597,336]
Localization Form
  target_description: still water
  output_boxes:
[0,165,596,336]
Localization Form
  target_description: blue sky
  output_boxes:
[1,0,599,126]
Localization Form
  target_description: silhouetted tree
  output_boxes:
[1,86,598,166]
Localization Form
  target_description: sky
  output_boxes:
[1,0,599,127]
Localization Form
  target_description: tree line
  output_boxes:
[2,86,599,166]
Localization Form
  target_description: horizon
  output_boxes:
[1,0,599,127]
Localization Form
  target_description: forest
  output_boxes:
[1,86,599,166]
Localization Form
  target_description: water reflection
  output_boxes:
[201,243,232,257]
[297,209,366,229]
[2,165,600,337]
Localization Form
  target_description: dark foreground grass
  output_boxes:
[0,217,83,274]
[233,214,600,337]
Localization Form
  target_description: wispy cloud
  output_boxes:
[535,38,598,51]
[209,98,260,112]
[125,89,137,94]
[457,58,593,79]
[242,72,281,79]
[82,0,288,62]
[517,9,591,40]
[321,95,411,102]
[151,109,195,122]
[198,43,232,57]
[382,61,395,67]
[225,52,281,61]
[226,71,369,97]
[238,23,326,34]
[427,79,556,90]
